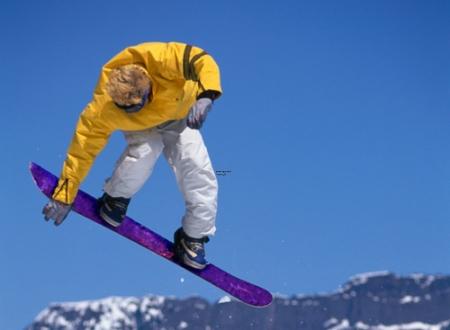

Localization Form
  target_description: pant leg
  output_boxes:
[160,120,218,239]
[104,129,164,198]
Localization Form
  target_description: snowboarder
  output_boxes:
[42,42,222,270]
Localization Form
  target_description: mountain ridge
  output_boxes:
[27,271,450,330]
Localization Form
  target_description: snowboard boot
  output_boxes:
[98,193,130,227]
[174,228,210,270]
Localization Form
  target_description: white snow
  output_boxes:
[53,315,72,329]
[148,308,163,318]
[218,296,232,304]
[423,276,436,287]
[353,320,450,330]
[125,302,138,313]
[327,319,350,330]
[349,271,391,286]
[178,321,189,329]
[410,273,428,282]
[355,322,370,329]
[33,295,167,330]
[325,320,450,330]
[324,318,339,327]
[399,296,421,304]
[34,309,53,323]
[409,273,441,289]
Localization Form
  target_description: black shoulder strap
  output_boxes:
[183,44,208,82]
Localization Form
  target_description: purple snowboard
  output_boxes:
[30,162,272,307]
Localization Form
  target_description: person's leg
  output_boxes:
[104,129,164,198]
[161,120,218,239]
[100,129,163,226]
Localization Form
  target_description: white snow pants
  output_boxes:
[103,119,218,238]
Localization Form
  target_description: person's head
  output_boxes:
[106,64,151,113]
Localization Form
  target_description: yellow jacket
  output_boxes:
[52,42,222,204]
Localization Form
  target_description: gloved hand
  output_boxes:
[187,98,212,129]
[42,199,72,226]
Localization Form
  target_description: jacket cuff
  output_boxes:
[52,177,78,204]
[197,90,221,101]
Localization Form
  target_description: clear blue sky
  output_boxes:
[1,0,449,328]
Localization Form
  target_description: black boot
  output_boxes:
[98,193,130,227]
[174,228,209,270]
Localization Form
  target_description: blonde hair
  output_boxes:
[106,64,151,105]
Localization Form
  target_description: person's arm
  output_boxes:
[186,46,222,100]
[52,101,113,205]
[160,43,223,100]
[160,43,223,129]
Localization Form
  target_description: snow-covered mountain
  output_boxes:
[26,272,450,330]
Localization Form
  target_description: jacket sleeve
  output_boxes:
[162,43,223,98]
[190,49,223,98]
[52,101,113,204]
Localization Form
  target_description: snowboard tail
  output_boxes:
[30,162,272,307]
